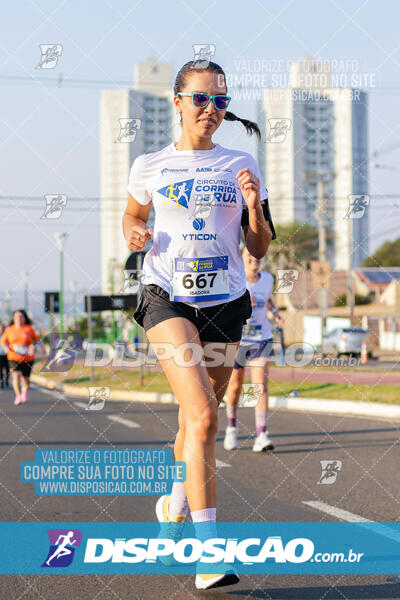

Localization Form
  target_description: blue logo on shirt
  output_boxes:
[156,179,194,208]
[192,218,206,230]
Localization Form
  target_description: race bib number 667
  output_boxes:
[170,256,229,302]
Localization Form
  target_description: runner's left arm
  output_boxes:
[266,298,283,326]
[27,327,40,355]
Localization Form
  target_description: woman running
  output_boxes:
[0,310,39,405]
[224,247,283,452]
[123,60,276,590]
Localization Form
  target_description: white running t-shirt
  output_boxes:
[127,142,268,308]
[241,271,274,342]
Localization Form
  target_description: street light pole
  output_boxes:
[70,280,77,331]
[316,177,329,339]
[5,290,12,321]
[109,258,117,340]
[21,271,29,313]
[303,170,331,341]
[347,215,354,321]
[54,232,68,335]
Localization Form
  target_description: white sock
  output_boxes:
[191,507,216,522]
[168,482,189,518]
[191,507,217,542]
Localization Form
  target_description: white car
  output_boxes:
[322,327,375,357]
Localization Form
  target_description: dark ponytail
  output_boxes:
[174,61,261,139]
[223,110,261,140]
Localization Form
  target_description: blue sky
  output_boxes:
[1,0,400,319]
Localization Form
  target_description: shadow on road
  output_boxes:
[228,583,400,599]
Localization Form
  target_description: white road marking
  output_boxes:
[216,459,231,468]
[303,501,369,522]
[303,500,400,544]
[107,415,140,429]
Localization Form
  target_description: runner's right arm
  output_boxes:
[0,330,9,354]
[123,194,153,252]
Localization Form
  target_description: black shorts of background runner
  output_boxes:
[233,338,274,369]
[8,360,34,377]
[134,284,252,343]
[0,355,9,387]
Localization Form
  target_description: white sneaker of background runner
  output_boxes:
[252,431,275,452]
[224,426,238,450]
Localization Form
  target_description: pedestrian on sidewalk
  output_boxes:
[0,323,10,389]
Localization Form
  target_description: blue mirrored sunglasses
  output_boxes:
[177,92,231,111]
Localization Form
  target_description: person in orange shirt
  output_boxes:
[0,309,39,405]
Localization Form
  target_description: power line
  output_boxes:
[2,73,400,94]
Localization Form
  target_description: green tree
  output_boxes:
[68,314,107,340]
[266,221,322,270]
[363,237,400,267]
[334,293,372,307]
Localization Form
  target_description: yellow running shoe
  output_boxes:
[155,495,186,566]
[195,571,240,590]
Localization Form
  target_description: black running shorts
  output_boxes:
[134,284,252,343]
[233,338,274,369]
[8,360,34,377]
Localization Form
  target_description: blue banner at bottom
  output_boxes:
[0,522,399,574]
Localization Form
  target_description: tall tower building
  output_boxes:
[100,57,179,293]
[258,58,369,270]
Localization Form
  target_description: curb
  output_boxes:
[267,395,400,420]
[30,374,177,405]
[30,374,400,419]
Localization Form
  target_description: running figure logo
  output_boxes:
[275,270,299,293]
[115,118,141,143]
[42,529,82,567]
[187,260,199,272]
[121,270,146,294]
[317,460,342,484]
[87,386,110,410]
[240,384,265,407]
[41,334,82,372]
[41,195,67,220]
[344,195,370,219]
[191,195,215,230]
[157,179,194,208]
[36,44,63,69]
[266,118,291,143]
[192,44,216,68]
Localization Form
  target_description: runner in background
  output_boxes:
[0,310,39,405]
[224,247,283,452]
[0,324,10,389]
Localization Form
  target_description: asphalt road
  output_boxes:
[0,385,399,599]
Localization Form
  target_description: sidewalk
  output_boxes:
[31,374,400,420]
[268,366,400,385]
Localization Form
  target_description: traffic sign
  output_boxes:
[44,291,59,313]
[84,294,137,312]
